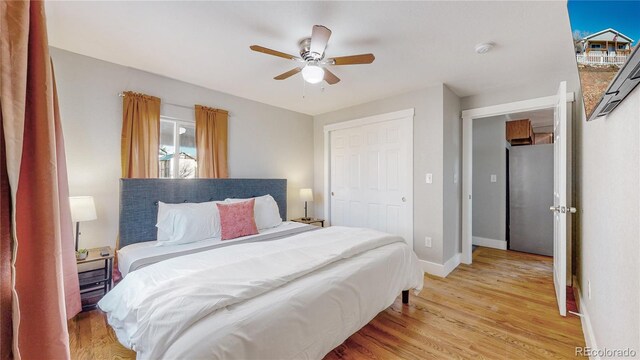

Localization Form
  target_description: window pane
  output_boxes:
[178,125,197,178]
[159,121,175,178]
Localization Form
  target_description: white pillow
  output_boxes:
[156,201,221,246]
[225,195,282,230]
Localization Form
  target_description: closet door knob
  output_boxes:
[401,197,406,202]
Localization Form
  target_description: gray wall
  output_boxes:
[52,48,314,250]
[442,86,462,261]
[472,116,507,243]
[575,86,639,352]
[314,84,461,265]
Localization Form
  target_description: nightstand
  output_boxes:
[76,246,114,311]
[291,218,325,227]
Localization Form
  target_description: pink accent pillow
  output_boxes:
[216,199,258,240]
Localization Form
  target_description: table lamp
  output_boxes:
[70,196,97,252]
[299,188,313,221]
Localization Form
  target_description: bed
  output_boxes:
[99,178,424,360]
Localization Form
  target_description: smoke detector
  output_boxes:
[475,42,495,54]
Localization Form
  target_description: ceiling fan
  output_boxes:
[250,25,375,85]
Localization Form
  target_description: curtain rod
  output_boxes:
[117,92,231,115]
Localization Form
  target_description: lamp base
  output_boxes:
[302,201,313,222]
[75,250,88,261]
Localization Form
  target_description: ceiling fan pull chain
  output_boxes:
[302,76,306,99]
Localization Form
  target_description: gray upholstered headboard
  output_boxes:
[118,178,287,249]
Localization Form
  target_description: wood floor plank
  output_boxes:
[68,247,585,359]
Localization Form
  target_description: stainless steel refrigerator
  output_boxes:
[508,144,554,256]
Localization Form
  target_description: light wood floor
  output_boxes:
[68,247,585,359]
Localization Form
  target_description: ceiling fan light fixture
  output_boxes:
[250,24,372,85]
[302,65,325,84]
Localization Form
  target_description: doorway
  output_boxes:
[462,84,574,316]
[470,110,554,255]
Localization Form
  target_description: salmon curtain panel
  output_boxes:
[195,105,229,178]
[121,92,161,178]
[0,1,81,359]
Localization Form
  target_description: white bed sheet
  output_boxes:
[117,221,308,277]
[102,226,424,359]
[163,241,421,360]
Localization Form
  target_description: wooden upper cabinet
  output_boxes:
[506,119,533,145]
[534,132,554,145]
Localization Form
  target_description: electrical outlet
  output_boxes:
[588,280,591,300]
[425,173,433,184]
[490,174,497,183]
[424,236,432,248]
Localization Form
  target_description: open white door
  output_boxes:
[551,81,567,316]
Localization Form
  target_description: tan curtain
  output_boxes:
[195,105,229,178]
[1,1,81,359]
[121,92,160,178]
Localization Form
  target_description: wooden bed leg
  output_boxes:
[402,290,409,304]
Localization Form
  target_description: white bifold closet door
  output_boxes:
[329,117,412,247]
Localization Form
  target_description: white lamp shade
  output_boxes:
[301,65,324,84]
[299,188,314,202]
[69,196,97,222]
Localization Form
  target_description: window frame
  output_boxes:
[159,116,197,179]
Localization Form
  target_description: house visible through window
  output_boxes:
[159,118,197,178]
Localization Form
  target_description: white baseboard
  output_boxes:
[472,236,507,250]
[420,253,461,278]
[574,277,599,360]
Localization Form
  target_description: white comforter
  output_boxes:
[99,226,424,359]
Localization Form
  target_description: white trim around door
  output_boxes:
[461,92,575,265]
[323,108,415,248]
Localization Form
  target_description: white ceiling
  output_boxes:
[45,1,579,116]
[507,108,555,130]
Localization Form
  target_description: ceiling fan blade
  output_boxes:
[274,67,303,80]
[310,25,332,57]
[330,53,375,65]
[323,68,340,85]
[250,45,298,60]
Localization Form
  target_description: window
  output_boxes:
[590,44,601,49]
[618,44,626,50]
[159,118,197,178]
